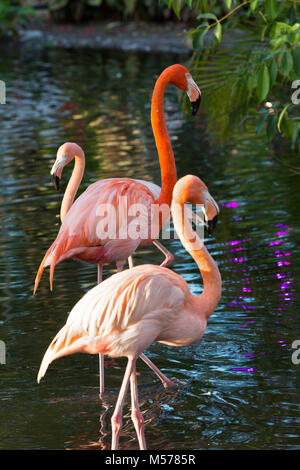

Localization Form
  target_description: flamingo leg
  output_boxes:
[98,259,131,397]
[97,263,102,283]
[127,253,173,388]
[116,260,126,273]
[111,357,136,450]
[130,362,146,450]
[98,263,104,396]
[153,240,174,268]
[139,353,176,388]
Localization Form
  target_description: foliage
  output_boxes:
[167,0,300,154]
[49,0,102,11]
[0,0,35,36]
[48,0,178,20]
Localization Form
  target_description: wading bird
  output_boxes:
[37,174,221,450]
[34,64,202,394]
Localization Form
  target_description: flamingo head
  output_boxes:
[173,175,219,236]
[50,142,82,191]
[168,64,201,116]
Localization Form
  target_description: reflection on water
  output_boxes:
[0,44,300,450]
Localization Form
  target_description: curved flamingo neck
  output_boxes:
[171,200,222,320]
[60,149,85,222]
[151,70,177,208]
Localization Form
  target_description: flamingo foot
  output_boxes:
[139,353,176,388]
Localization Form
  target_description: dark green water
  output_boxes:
[0,44,300,450]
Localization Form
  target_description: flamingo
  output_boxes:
[37,174,221,450]
[33,64,201,394]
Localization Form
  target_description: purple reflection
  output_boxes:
[269,240,286,246]
[229,240,243,246]
[226,202,239,208]
[280,281,293,289]
[231,247,243,253]
[275,273,287,279]
[230,368,256,372]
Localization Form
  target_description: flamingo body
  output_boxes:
[37,264,206,382]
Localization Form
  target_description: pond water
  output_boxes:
[0,44,299,450]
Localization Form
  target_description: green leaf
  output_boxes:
[277,104,291,132]
[185,0,193,7]
[280,51,294,77]
[224,0,232,8]
[172,0,182,19]
[196,13,218,21]
[260,24,268,41]
[196,21,209,29]
[256,65,270,102]
[292,47,300,77]
[192,27,209,50]
[270,35,287,53]
[247,67,258,95]
[250,0,259,12]
[269,60,277,88]
[264,0,278,22]
[280,115,294,139]
[214,22,222,43]
[291,23,300,32]
[266,114,277,140]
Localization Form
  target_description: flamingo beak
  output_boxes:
[191,95,201,116]
[207,214,218,236]
[51,174,60,191]
[50,154,67,191]
[203,190,219,236]
[186,74,201,116]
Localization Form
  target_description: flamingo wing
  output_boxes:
[37,264,191,382]
[34,179,156,293]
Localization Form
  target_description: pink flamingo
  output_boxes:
[34,64,201,394]
[37,174,221,450]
